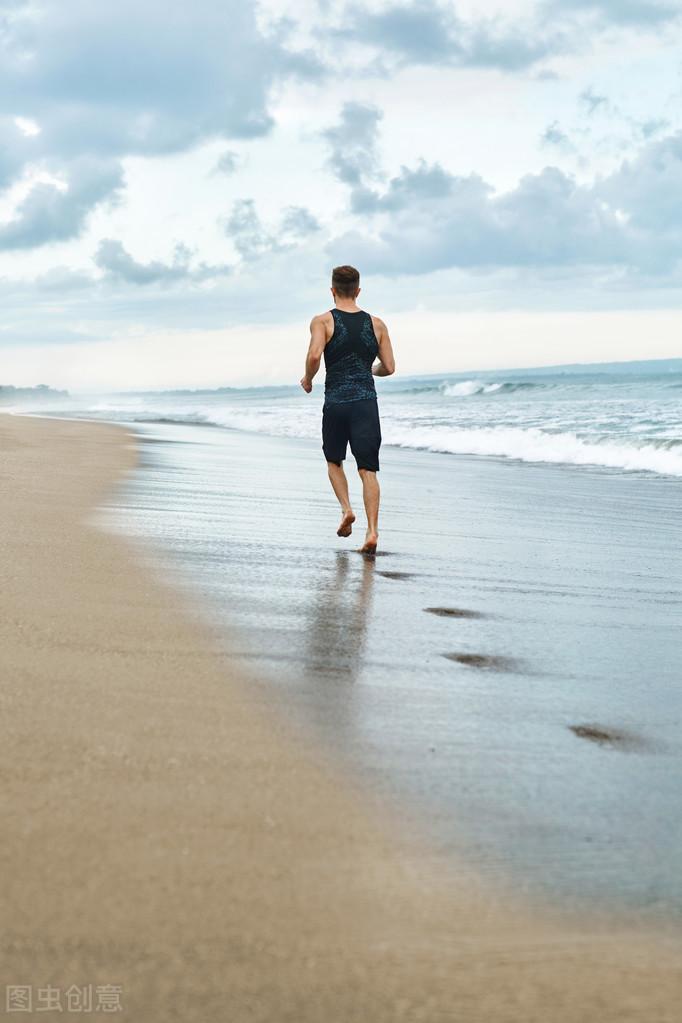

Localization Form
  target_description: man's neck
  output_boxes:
[334,299,361,312]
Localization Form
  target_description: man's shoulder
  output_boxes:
[311,309,334,323]
[369,313,386,332]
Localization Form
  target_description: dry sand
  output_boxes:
[1,412,679,1022]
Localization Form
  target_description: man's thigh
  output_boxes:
[322,403,350,464]
[348,399,381,472]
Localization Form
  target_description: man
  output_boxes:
[300,265,395,555]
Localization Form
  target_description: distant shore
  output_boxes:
[2,411,680,1022]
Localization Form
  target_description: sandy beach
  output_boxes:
[2,411,681,1022]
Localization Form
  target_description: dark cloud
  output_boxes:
[0,0,322,248]
[94,239,231,285]
[279,206,320,237]
[328,0,679,75]
[0,156,124,250]
[602,132,682,237]
[222,199,320,261]
[332,1,567,71]
[223,199,270,261]
[322,102,383,188]
[352,160,455,213]
[326,124,682,278]
[0,1,321,149]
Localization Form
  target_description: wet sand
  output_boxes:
[2,412,681,1022]
[105,421,682,915]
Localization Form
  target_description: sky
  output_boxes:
[1,0,681,391]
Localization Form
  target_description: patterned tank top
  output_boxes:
[323,309,379,406]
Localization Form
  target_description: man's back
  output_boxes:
[323,308,379,406]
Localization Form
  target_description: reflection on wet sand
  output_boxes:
[303,551,375,685]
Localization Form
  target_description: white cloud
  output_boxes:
[14,115,40,136]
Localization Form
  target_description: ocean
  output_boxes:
[11,357,682,478]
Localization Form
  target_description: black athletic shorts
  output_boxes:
[322,397,382,472]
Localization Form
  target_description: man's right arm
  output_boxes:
[300,314,328,392]
[372,317,395,377]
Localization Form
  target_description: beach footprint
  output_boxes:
[378,570,417,580]
[443,652,522,672]
[569,723,650,752]
[425,607,485,619]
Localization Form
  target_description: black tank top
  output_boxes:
[323,309,379,406]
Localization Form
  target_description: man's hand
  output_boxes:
[300,376,313,393]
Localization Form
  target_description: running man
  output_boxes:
[300,265,395,554]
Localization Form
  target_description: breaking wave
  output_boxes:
[119,411,682,477]
[385,425,682,477]
[439,379,540,397]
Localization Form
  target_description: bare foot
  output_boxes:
[337,508,356,537]
[359,529,378,555]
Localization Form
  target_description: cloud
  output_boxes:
[223,199,271,260]
[222,199,320,261]
[0,112,35,188]
[93,239,232,285]
[0,0,322,248]
[541,121,575,151]
[0,1,320,148]
[635,117,670,140]
[352,160,456,213]
[279,206,320,237]
[322,102,383,188]
[325,0,678,76]
[329,1,568,72]
[545,0,681,26]
[0,155,124,250]
[325,110,682,278]
[211,150,240,176]
[580,87,609,115]
[0,239,333,350]
[603,131,682,237]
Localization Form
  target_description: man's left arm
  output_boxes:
[371,317,395,377]
[300,315,327,392]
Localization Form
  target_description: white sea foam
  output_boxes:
[384,425,682,476]
[441,379,487,397]
[440,379,535,397]
[118,407,682,477]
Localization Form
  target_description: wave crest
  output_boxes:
[439,379,538,397]
[385,425,682,477]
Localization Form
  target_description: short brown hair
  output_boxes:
[331,265,360,298]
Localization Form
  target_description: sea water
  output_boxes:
[13,357,682,479]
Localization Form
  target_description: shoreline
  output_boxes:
[2,411,680,1021]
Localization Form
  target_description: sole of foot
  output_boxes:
[337,511,356,537]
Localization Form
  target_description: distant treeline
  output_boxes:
[0,384,69,402]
